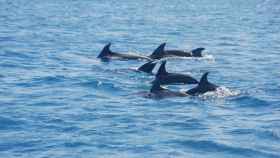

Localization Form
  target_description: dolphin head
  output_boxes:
[97,43,112,58]
[150,43,166,59]
[191,47,205,57]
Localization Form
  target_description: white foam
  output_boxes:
[200,86,240,98]
[157,54,215,63]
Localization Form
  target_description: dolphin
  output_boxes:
[148,79,187,99]
[97,43,155,61]
[150,43,205,59]
[186,72,218,96]
[155,61,198,85]
[137,61,157,74]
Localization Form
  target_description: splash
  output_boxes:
[158,53,215,63]
[200,86,240,98]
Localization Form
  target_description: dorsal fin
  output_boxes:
[150,43,166,59]
[150,79,165,93]
[97,43,112,58]
[199,72,209,86]
[191,47,205,57]
[156,60,168,76]
[138,61,157,73]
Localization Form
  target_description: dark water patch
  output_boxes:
[30,117,82,134]
[0,116,25,130]
[255,129,280,142]
[0,36,17,42]
[63,142,91,148]
[216,42,240,47]
[27,101,65,107]
[229,128,254,135]
[0,62,27,69]
[229,128,280,143]
[78,80,101,88]
[124,145,154,154]
[35,124,81,134]
[161,119,208,131]
[31,75,68,85]
[0,49,36,60]
[0,139,42,152]
[70,113,99,122]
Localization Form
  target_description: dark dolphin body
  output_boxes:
[155,61,198,85]
[150,43,205,59]
[147,79,187,99]
[97,43,158,61]
[186,72,218,96]
[137,61,157,74]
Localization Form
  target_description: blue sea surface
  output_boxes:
[0,0,280,157]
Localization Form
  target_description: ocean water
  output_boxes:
[0,0,280,157]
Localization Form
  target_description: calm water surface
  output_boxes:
[0,0,279,157]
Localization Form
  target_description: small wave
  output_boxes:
[78,80,102,88]
[31,75,67,85]
[162,119,207,130]
[165,139,279,158]
[0,116,25,130]
[1,50,34,59]
[230,128,280,141]
[217,42,240,47]
[256,129,280,141]
[232,96,272,108]
[0,36,16,42]
[0,140,42,152]
[63,142,91,148]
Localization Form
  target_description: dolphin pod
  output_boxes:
[97,43,205,61]
[97,42,221,98]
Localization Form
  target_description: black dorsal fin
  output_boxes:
[138,61,157,73]
[156,60,168,76]
[199,72,209,86]
[191,47,205,57]
[150,43,166,59]
[97,43,112,58]
[150,79,165,93]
